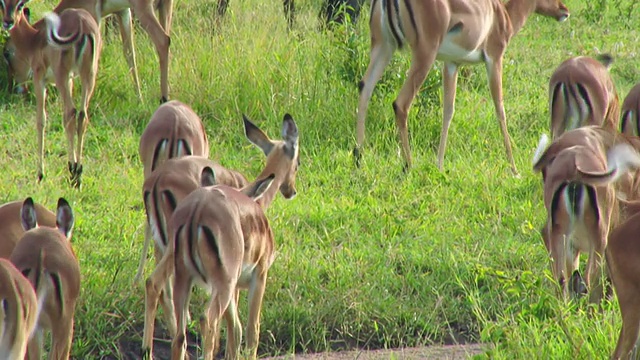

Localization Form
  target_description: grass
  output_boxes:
[0,0,639,358]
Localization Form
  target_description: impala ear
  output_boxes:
[242,174,276,201]
[281,113,298,155]
[20,197,37,231]
[243,114,274,156]
[200,166,216,187]
[56,198,74,239]
[23,7,31,23]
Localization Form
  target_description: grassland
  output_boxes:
[0,0,639,358]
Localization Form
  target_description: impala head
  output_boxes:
[0,0,29,30]
[21,197,74,240]
[243,113,300,199]
[535,0,570,22]
[2,6,30,93]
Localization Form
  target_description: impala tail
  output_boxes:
[43,12,83,47]
[577,143,640,185]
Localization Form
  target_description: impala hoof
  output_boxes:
[69,162,83,189]
[141,347,152,359]
[37,172,43,183]
[160,96,168,104]
[353,146,362,168]
[402,162,410,174]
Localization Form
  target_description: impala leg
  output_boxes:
[73,59,99,188]
[153,244,177,334]
[437,62,459,170]
[50,316,74,360]
[143,247,176,357]
[157,0,174,33]
[115,9,142,101]
[393,48,438,171]
[246,270,267,359]
[54,69,78,185]
[33,72,48,183]
[355,41,394,166]
[611,287,640,360]
[223,290,242,360]
[485,56,518,176]
[171,270,192,360]
[25,328,43,360]
[130,2,170,103]
[134,224,153,283]
[586,245,607,305]
[550,226,569,300]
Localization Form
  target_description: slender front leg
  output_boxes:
[157,0,174,33]
[437,62,458,170]
[74,56,99,188]
[355,41,394,166]
[171,270,192,360]
[130,2,171,103]
[393,47,438,171]
[115,9,142,100]
[33,71,48,183]
[246,270,267,359]
[134,225,153,283]
[485,56,518,176]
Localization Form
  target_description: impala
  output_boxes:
[533,133,640,303]
[135,156,249,336]
[10,197,80,359]
[0,5,102,187]
[139,100,210,179]
[0,258,39,359]
[549,54,619,139]
[142,114,300,359]
[355,0,569,174]
[0,200,56,259]
[621,82,640,137]
[607,202,640,359]
[3,0,172,101]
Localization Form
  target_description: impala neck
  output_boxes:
[10,17,46,56]
[505,0,537,34]
[254,169,283,210]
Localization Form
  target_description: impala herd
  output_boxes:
[0,0,640,358]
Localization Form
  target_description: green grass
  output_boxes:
[0,0,639,358]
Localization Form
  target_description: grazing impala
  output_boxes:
[549,54,619,139]
[9,198,80,360]
[355,0,569,174]
[532,133,640,304]
[3,0,172,101]
[621,83,640,137]
[135,156,248,336]
[0,258,40,359]
[142,114,300,359]
[0,5,102,187]
[0,200,56,259]
[139,100,210,179]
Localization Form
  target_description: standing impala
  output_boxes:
[135,156,248,336]
[355,0,569,174]
[142,114,300,359]
[621,82,640,137]
[1,4,102,187]
[10,198,80,360]
[549,54,619,139]
[3,0,172,102]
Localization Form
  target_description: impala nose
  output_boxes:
[3,20,13,30]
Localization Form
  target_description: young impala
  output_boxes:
[355,0,569,174]
[3,0,172,101]
[136,156,248,336]
[10,198,80,359]
[548,54,619,139]
[142,114,300,359]
[533,131,640,304]
[1,3,102,187]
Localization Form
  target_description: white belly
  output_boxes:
[101,0,131,16]
[437,37,485,63]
